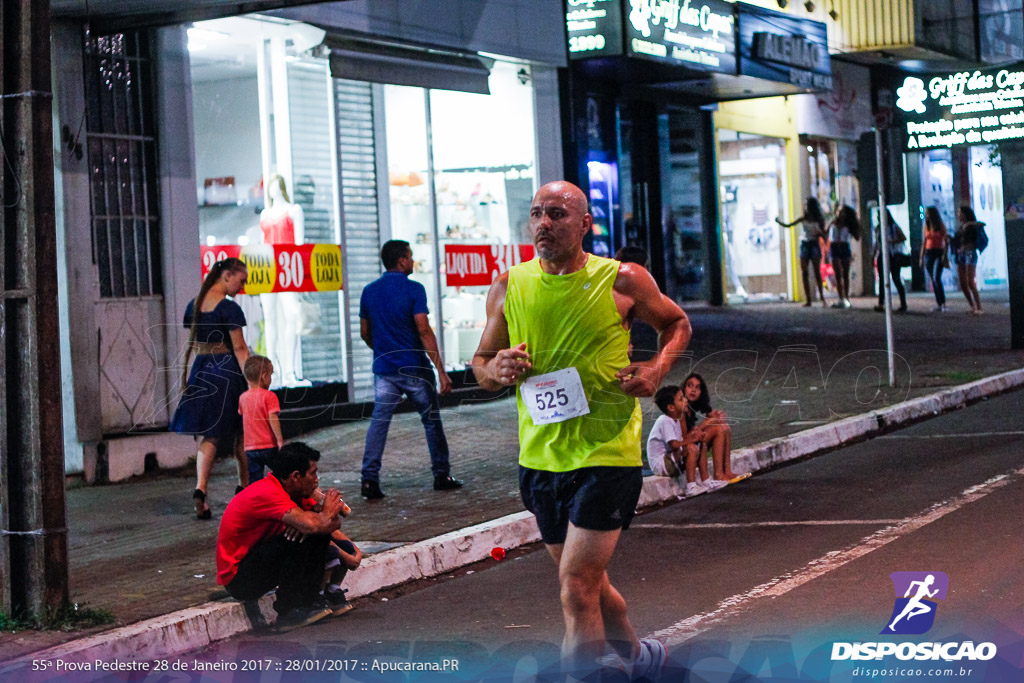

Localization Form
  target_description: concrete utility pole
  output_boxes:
[874,128,896,387]
[1,0,70,616]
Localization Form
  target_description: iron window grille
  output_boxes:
[84,31,163,298]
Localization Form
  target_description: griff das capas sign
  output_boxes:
[894,66,1024,151]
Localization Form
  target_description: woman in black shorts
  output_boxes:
[777,197,827,307]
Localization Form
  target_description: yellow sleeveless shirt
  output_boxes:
[505,255,642,472]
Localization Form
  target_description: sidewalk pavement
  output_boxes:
[2,290,1021,664]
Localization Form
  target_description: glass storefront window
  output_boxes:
[191,17,539,387]
[969,145,1007,289]
[383,84,438,330]
[381,62,537,371]
[718,130,791,303]
[189,16,346,388]
[432,62,536,370]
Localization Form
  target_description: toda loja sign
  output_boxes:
[201,244,343,294]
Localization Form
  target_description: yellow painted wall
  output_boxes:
[714,96,804,302]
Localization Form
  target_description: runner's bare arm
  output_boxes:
[471,272,531,391]
[613,262,691,397]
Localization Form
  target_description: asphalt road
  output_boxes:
[182,389,1024,682]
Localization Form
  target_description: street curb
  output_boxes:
[639,367,1024,504]
[5,368,1023,670]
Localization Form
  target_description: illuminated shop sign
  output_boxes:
[565,0,736,74]
[737,4,831,89]
[566,0,623,59]
[624,0,736,73]
[894,67,1024,150]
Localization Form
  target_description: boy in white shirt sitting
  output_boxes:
[648,385,712,496]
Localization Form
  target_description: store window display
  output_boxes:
[189,15,342,388]
[260,174,308,386]
[382,62,537,370]
[718,131,791,303]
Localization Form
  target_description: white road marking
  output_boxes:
[632,520,906,530]
[882,431,1024,438]
[647,466,1024,647]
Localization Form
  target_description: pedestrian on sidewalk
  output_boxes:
[238,355,284,484]
[919,207,950,312]
[827,205,860,309]
[171,257,250,520]
[473,181,691,680]
[682,373,738,482]
[359,240,462,500]
[777,198,828,307]
[647,384,709,496]
[216,442,348,632]
[952,205,985,315]
[874,209,909,314]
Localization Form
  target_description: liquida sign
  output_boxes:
[895,66,1024,150]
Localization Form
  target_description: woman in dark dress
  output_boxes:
[171,257,250,519]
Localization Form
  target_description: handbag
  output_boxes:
[941,250,950,269]
[892,252,913,268]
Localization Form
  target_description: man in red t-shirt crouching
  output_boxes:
[217,441,346,632]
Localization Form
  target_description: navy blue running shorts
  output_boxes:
[519,465,643,545]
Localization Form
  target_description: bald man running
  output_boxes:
[473,181,691,679]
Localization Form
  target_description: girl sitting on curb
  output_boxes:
[682,373,741,482]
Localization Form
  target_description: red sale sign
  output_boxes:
[444,244,535,287]
[200,244,343,294]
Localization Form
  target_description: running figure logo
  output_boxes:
[881,572,949,635]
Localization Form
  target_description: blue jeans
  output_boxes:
[361,367,450,482]
[245,447,278,484]
[924,248,945,306]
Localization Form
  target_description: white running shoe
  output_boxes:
[685,482,703,497]
[703,479,728,490]
[633,638,669,681]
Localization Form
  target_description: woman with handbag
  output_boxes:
[919,207,950,312]
[953,205,984,315]
[873,209,908,313]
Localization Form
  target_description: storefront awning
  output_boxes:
[323,34,494,95]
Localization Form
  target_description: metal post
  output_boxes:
[1,0,70,616]
[874,128,896,387]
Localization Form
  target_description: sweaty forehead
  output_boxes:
[532,184,588,215]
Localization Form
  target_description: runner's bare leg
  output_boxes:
[547,525,638,669]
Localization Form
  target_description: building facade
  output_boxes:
[50,0,567,481]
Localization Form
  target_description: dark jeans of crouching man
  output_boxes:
[226,533,330,614]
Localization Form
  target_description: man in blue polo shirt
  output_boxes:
[359,240,462,499]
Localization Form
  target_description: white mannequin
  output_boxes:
[260,174,305,387]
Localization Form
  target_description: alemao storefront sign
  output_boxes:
[895,66,1024,151]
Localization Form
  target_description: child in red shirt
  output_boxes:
[239,355,284,484]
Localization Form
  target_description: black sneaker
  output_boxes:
[361,479,385,500]
[242,599,271,630]
[433,474,463,491]
[274,604,333,633]
[323,588,355,616]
